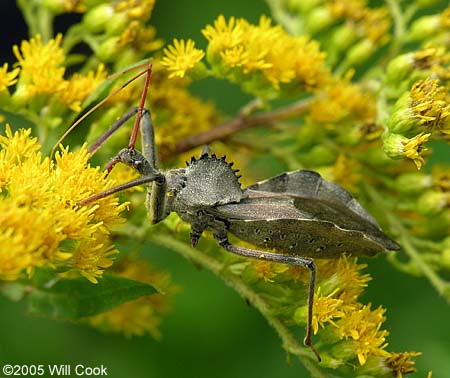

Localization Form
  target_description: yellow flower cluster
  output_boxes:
[12,34,107,113]
[329,0,391,44]
[0,126,127,283]
[0,63,20,93]
[162,39,205,79]
[312,258,391,365]
[309,72,377,128]
[204,15,329,92]
[162,15,330,96]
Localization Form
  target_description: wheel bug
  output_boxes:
[72,63,400,362]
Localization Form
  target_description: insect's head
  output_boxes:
[173,153,244,207]
[114,148,157,176]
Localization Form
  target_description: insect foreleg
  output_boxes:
[214,234,321,362]
[77,174,163,206]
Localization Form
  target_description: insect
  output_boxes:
[76,64,400,362]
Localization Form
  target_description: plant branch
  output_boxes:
[162,97,314,159]
[364,184,450,301]
[149,233,333,378]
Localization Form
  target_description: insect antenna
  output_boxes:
[50,62,153,162]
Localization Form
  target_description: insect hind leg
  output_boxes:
[215,235,321,362]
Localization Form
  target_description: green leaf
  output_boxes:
[27,274,159,320]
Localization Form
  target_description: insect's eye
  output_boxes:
[133,160,142,168]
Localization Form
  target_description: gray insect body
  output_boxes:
[169,155,398,258]
[80,108,400,362]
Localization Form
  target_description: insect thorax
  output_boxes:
[173,154,244,210]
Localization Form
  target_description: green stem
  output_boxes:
[149,233,333,378]
[385,0,418,59]
[364,184,450,300]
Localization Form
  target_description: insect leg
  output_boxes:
[77,174,162,206]
[88,107,139,155]
[215,235,321,362]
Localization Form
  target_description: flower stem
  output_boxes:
[149,233,334,378]
[364,184,450,301]
[163,97,314,159]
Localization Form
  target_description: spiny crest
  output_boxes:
[178,153,244,206]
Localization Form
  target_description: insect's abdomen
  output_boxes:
[228,218,392,258]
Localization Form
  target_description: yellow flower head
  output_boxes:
[383,132,430,170]
[162,39,205,78]
[59,64,107,112]
[202,15,329,95]
[0,125,127,283]
[0,63,20,92]
[337,304,390,365]
[309,73,377,127]
[12,34,66,102]
[115,0,155,21]
[311,288,345,334]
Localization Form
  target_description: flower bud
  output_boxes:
[409,15,440,41]
[385,53,414,84]
[83,4,114,33]
[95,37,121,62]
[383,132,430,169]
[330,24,358,53]
[394,172,432,194]
[417,190,448,215]
[305,7,334,35]
[345,39,376,67]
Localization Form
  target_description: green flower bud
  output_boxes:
[383,133,409,160]
[305,7,335,35]
[95,36,121,62]
[441,246,450,270]
[409,15,440,41]
[417,190,448,215]
[288,0,322,13]
[345,39,376,67]
[386,93,420,136]
[355,355,392,378]
[40,0,68,14]
[385,53,414,84]
[394,172,432,194]
[330,24,358,53]
[83,4,114,33]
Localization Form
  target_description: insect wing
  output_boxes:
[246,169,380,228]
[213,194,399,258]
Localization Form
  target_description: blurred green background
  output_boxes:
[1,1,450,377]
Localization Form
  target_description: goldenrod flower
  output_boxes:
[329,0,391,44]
[337,304,390,365]
[383,132,430,169]
[388,79,450,136]
[249,260,289,283]
[0,125,127,283]
[115,0,155,21]
[311,288,345,334]
[162,39,205,78]
[386,352,422,378]
[309,73,376,128]
[12,34,66,103]
[59,64,107,112]
[201,15,329,94]
[0,63,20,92]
